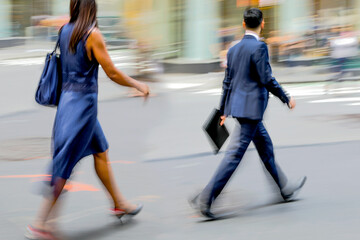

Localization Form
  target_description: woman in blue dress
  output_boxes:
[26,0,149,238]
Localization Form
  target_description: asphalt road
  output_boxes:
[0,75,360,239]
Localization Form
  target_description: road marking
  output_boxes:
[63,181,100,192]
[109,160,136,164]
[165,83,204,89]
[26,49,52,53]
[0,174,51,179]
[0,174,99,192]
[191,84,360,96]
[310,97,360,103]
[194,89,222,95]
[347,102,360,106]
[133,195,161,202]
[326,90,360,94]
[114,62,138,67]
[0,58,44,66]
[23,156,50,161]
[174,162,201,169]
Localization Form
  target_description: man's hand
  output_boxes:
[220,115,226,126]
[288,97,296,109]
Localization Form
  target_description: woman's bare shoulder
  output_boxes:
[87,28,105,46]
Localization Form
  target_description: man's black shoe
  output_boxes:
[281,176,307,202]
[200,206,216,220]
[189,192,217,219]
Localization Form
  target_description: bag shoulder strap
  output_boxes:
[53,25,65,53]
[84,23,96,42]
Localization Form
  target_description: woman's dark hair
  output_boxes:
[244,8,263,29]
[69,0,98,53]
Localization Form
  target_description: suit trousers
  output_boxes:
[201,118,288,207]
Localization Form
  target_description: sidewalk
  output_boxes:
[272,65,336,84]
[0,39,130,61]
[152,65,337,86]
[0,40,55,61]
[0,40,343,84]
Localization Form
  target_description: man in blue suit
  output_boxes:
[194,8,306,219]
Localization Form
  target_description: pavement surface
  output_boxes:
[1,43,360,239]
[0,58,360,239]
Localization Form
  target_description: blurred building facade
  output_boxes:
[1,0,360,64]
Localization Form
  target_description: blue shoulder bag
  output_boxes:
[35,28,62,107]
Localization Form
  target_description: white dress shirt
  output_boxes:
[245,30,260,41]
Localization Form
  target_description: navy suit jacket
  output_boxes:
[219,35,289,120]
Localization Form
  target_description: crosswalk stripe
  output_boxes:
[194,89,221,95]
[310,97,360,103]
[189,83,360,99]
[166,83,204,89]
[0,58,44,66]
[347,102,360,106]
[0,53,136,66]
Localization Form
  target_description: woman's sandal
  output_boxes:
[25,225,57,240]
[110,204,143,219]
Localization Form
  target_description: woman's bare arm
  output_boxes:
[87,29,149,95]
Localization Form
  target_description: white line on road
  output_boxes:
[309,97,360,103]
[165,83,204,89]
[191,86,360,98]
[0,58,44,66]
[347,102,360,106]
[174,162,201,169]
[26,49,52,53]
[193,89,222,95]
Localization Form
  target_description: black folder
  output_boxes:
[203,108,230,154]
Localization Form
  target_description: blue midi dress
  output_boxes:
[51,23,109,183]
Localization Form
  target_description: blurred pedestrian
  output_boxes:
[191,8,306,219]
[329,26,358,82]
[25,0,149,239]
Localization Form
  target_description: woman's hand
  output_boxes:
[89,29,148,91]
[136,82,150,98]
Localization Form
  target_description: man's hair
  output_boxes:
[243,8,263,29]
